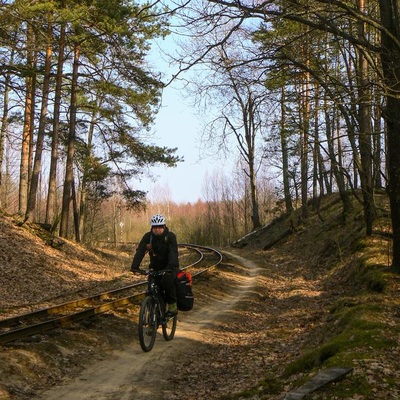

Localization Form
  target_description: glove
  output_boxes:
[132,268,147,276]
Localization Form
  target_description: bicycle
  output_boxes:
[135,269,178,352]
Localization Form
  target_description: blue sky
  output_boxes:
[138,76,234,204]
[137,35,233,204]
[139,85,212,203]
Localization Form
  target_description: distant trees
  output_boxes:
[0,0,181,240]
[95,165,277,247]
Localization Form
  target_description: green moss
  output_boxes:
[283,343,341,377]
[301,374,373,399]
[344,257,387,293]
[283,300,396,379]
[364,263,390,293]
[354,239,368,251]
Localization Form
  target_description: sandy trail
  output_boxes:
[35,253,258,400]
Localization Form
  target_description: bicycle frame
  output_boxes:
[137,269,177,352]
[146,271,166,322]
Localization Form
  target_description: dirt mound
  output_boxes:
[0,213,133,313]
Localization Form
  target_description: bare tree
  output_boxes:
[185,31,268,230]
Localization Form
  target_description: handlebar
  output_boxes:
[131,269,170,277]
[131,269,148,276]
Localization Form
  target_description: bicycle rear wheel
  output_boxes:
[162,312,177,341]
[138,296,157,352]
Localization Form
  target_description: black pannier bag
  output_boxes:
[175,270,194,311]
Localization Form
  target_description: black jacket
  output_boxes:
[130,227,179,271]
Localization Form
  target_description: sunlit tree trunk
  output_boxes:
[373,87,383,189]
[0,50,14,207]
[72,176,80,242]
[19,25,36,215]
[314,88,330,200]
[60,42,80,238]
[79,103,98,242]
[25,23,53,222]
[298,72,310,220]
[356,0,375,235]
[246,98,261,230]
[312,83,322,208]
[46,5,66,227]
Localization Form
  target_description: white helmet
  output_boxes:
[150,214,166,226]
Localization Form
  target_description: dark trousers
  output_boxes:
[156,270,177,304]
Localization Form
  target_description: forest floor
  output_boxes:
[1,193,400,399]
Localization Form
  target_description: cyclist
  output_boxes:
[130,214,179,316]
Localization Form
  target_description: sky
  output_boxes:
[139,85,213,204]
[137,35,234,204]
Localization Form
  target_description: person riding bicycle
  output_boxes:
[130,214,179,316]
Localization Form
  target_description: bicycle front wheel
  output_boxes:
[162,312,177,341]
[138,296,157,352]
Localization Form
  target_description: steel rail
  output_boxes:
[0,244,222,345]
[0,244,202,330]
[180,243,223,275]
[0,282,145,329]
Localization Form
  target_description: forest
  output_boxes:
[0,1,400,269]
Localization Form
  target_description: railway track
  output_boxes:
[0,244,222,345]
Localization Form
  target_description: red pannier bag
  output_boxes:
[175,270,194,311]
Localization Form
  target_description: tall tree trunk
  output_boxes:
[379,1,400,270]
[72,176,80,242]
[314,89,330,199]
[2,140,11,210]
[356,0,375,235]
[19,26,36,215]
[244,95,261,229]
[46,10,66,226]
[248,152,261,229]
[373,88,383,189]
[25,23,53,222]
[60,42,80,238]
[280,86,293,214]
[79,104,97,242]
[299,76,310,220]
[300,24,311,220]
[0,53,13,207]
[0,31,17,207]
[312,83,323,208]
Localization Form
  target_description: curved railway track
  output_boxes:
[0,244,222,345]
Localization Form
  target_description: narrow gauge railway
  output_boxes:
[0,244,222,345]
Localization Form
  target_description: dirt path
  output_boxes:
[35,252,260,400]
